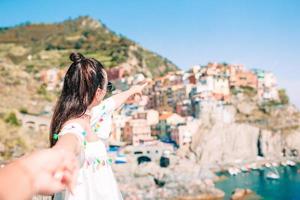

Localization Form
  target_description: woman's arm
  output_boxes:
[111,82,148,109]
[53,134,81,155]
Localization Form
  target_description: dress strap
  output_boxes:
[59,122,86,145]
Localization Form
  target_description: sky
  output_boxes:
[0,0,299,107]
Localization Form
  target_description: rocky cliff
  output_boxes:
[188,95,300,166]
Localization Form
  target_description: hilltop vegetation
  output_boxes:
[0,16,177,74]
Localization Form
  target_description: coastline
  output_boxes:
[215,159,300,200]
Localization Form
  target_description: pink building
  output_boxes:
[107,64,131,80]
[122,111,157,146]
[123,119,152,146]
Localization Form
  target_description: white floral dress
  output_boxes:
[54,97,123,200]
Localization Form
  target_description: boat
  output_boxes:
[265,163,272,168]
[266,167,280,180]
[266,171,280,179]
[115,154,127,164]
[228,168,235,175]
[228,167,241,175]
[287,160,296,167]
[241,166,249,172]
[250,163,259,170]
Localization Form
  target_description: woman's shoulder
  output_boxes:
[61,118,87,133]
[59,119,88,143]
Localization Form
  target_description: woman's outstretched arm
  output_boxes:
[111,82,148,109]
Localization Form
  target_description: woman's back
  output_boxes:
[54,124,122,200]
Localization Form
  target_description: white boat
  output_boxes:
[287,160,296,167]
[228,168,236,175]
[250,163,259,170]
[115,154,127,164]
[266,168,280,180]
[228,167,241,175]
[241,166,249,172]
[266,171,280,179]
[265,163,271,168]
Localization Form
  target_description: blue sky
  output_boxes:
[0,0,299,107]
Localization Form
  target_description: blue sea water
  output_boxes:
[215,165,300,200]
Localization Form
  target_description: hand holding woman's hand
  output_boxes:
[18,148,79,195]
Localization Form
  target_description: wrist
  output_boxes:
[16,157,38,196]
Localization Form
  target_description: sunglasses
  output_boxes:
[106,81,115,93]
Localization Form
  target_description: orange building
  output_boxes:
[229,66,258,89]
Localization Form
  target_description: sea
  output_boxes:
[215,164,300,200]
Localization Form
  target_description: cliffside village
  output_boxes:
[18,62,280,163]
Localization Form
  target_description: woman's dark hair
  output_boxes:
[50,52,106,147]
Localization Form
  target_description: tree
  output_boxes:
[5,112,20,126]
[74,40,83,49]
[278,89,289,105]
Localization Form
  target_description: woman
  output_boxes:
[50,52,147,200]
